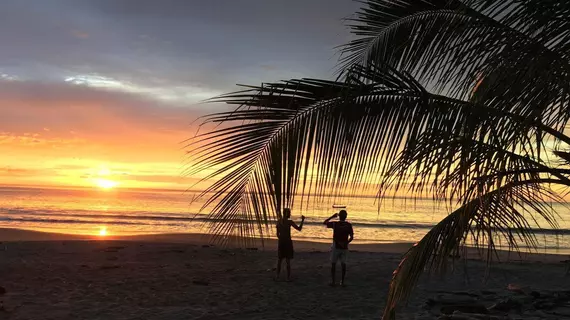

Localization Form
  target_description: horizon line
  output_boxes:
[0,183,453,201]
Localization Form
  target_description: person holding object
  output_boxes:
[323,210,353,286]
[275,208,305,282]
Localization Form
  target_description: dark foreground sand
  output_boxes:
[1,228,570,319]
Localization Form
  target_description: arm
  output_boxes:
[348,226,354,244]
[291,215,305,231]
[323,213,338,225]
[276,224,280,239]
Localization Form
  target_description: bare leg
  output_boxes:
[275,258,283,280]
[341,263,346,286]
[330,263,336,286]
[286,258,291,281]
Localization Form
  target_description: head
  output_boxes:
[283,208,291,219]
[339,210,347,221]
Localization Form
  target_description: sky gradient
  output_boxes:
[1,0,359,190]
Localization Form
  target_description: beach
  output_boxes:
[1,229,570,319]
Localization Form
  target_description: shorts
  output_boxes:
[278,240,294,259]
[331,248,348,264]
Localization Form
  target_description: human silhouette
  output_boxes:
[323,210,354,286]
[275,208,305,281]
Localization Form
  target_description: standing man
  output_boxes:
[276,208,305,282]
[323,210,353,286]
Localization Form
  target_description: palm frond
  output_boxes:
[465,0,570,51]
[382,128,570,202]
[554,150,570,163]
[188,2,570,318]
[187,64,570,246]
[340,1,570,132]
[187,67,436,242]
[382,177,566,320]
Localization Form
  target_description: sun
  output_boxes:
[98,167,111,176]
[91,165,120,190]
[98,227,108,236]
[95,178,117,189]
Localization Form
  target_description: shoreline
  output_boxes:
[0,227,415,253]
[1,227,569,263]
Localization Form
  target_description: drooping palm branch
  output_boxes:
[187,0,570,319]
[340,1,570,318]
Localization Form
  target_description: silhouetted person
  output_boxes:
[323,210,353,286]
[275,208,305,281]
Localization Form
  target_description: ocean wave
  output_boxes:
[0,216,184,227]
[0,213,433,229]
[2,208,570,237]
[0,207,434,227]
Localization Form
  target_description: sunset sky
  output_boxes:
[1,0,358,190]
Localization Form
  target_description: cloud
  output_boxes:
[120,174,190,184]
[0,0,359,102]
[0,79,207,138]
[260,65,278,71]
[71,29,89,39]
[0,132,86,147]
[0,0,361,190]
[0,167,48,177]
[0,79,218,169]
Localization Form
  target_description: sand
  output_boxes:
[1,228,570,319]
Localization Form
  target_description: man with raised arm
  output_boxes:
[323,210,353,286]
[275,208,305,282]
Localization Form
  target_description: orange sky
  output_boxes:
[3,78,567,197]
[0,82,219,191]
[0,79,392,194]
[0,0,361,193]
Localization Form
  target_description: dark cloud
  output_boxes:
[0,0,360,143]
[0,0,358,99]
[0,0,360,187]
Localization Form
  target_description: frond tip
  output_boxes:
[382,178,563,319]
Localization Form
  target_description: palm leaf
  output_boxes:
[187,64,570,244]
[382,177,565,319]
[188,1,570,319]
[341,0,570,132]
[186,67,439,243]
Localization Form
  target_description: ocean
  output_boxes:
[1,186,570,254]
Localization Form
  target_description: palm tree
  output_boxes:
[186,0,570,318]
